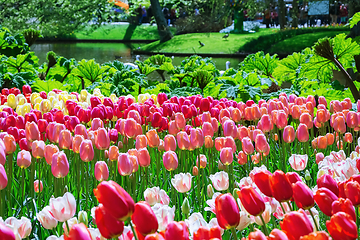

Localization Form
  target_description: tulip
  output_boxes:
[3,134,16,154]
[255,134,269,153]
[345,180,360,207]
[164,221,189,240]
[94,180,135,221]
[209,171,229,191]
[292,181,314,210]
[95,204,124,239]
[175,113,186,130]
[25,121,40,142]
[94,161,109,182]
[326,212,358,240]
[132,201,158,236]
[108,146,119,161]
[66,223,92,240]
[58,129,72,150]
[171,173,192,193]
[332,198,356,222]
[163,151,178,171]
[204,136,213,148]
[289,154,308,171]
[0,163,8,190]
[202,122,214,137]
[144,233,165,240]
[44,144,59,165]
[146,129,160,148]
[314,187,338,216]
[280,209,313,240]
[189,128,204,149]
[267,229,288,240]
[215,193,240,229]
[17,150,31,169]
[72,135,84,154]
[49,192,76,222]
[136,135,148,150]
[124,118,137,138]
[144,187,161,206]
[344,132,353,143]
[270,170,293,202]
[317,174,339,196]
[237,186,265,216]
[220,147,233,165]
[37,206,58,230]
[283,125,295,143]
[32,140,45,159]
[237,151,247,165]
[74,124,88,139]
[91,118,104,131]
[79,140,94,162]
[299,231,331,240]
[118,153,133,176]
[177,131,190,150]
[34,180,43,193]
[333,116,346,133]
[0,222,16,240]
[95,128,110,150]
[296,124,309,142]
[241,137,254,155]
[252,168,273,197]
[196,154,207,169]
[286,171,302,184]
[247,230,267,240]
[51,151,69,178]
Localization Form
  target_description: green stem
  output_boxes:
[259,214,269,236]
[230,228,238,240]
[21,169,25,214]
[309,208,319,232]
[129,221,139,240]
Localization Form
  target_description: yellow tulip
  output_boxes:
[40,99,51,113]
[110,94,117,103]
[33,103,40,111]
[7,94,16,109]
[30,93,40,105]
[80,90,88,102]
[21,103,31,115]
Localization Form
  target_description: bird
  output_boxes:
[219,61,231,77]
[124,55,141,72]
[199,41,205,47]
[222,33,229,40]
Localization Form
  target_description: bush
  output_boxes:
[175,15,231,34]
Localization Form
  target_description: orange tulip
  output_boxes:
[204,136,213,148]
[299,231,331,240]
[136,135,148,150]
[317,136,327,149]
[72,135,84,154]
[344,132,353,143]
[4,134,16,154]
[108,146,119,161]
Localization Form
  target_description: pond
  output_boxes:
[31,42,244,70]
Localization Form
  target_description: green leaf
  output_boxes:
[71,59,110,83]
[349,12,360,28]
[32,79,66,93]
[203,81,222,98]
[159,62,174,72]
[240,51,279,77]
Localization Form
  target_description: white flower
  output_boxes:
[185,213,207,236]
[171,173,192,193]
[289,154,308,171]
[152,203,175,231]
[236,212,252,231]
[209,171,229,191]
[49,192,76,222]
[37,206,58,230]
[5,216,32,240]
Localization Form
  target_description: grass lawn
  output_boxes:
[267,30,349,54]
[139,29,276,54]
[74,24,176,40]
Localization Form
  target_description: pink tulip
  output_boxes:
[108,146,119,161]
[124,118,137,138]
[0,139,6,165]
[190,128,204,149]
[51,151,69,178]
[34,180,43,193]
[138,148,151,167]
[163,151,179,171]
[296,124,309,142]
[289,154,308,171]
[242,137,254,155]
[255,134,269,153]
[168,120,179,135]
[91,118,104,131]
[25,121,40,142]
[209,171,229,191]
[58,129,72,150]
[53,123,66,143]
[129,155,139,173]
[72,135,84,154]
[177,131,190,150]
[49,192,76,222]
[316,152,325,164]
[164,135,176,152]
[32,140,45,159]
[0,163,7,190]
[95,128,110,150]
[36,206,58,230]
[44,144,59,165]
[283,125,295,143]
[196,154,207,169]
[202,122,214,137]
[223,120,237,138]
[175,112,186,130]
[118,153,133,176]
[94,161,109,182]
[171,173,192,193]
[17,150,31,168]
[74,124,88,139]
[136,135,148,150]
[79,139,94,162]
[3,134,16,154]
[220,147,233,165]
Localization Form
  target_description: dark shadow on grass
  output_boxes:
[124,24,138,40]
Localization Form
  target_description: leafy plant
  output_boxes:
[239,51,278,77]
[349,12,360,29]
[144,54,173,81]
[0,27,30,57]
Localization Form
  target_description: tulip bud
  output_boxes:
[181,197,190,216]
[192,166,199,176]
[207,184,214,198]
[305,170,311,181]
[78,211,88,226]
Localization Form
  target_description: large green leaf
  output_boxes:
[203,81,222,98]
[349,12,360,28]
[32,79,67,93]
[71,59,110,83]
[239,51,279,77]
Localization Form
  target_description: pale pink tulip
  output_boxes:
[17,150,31,169]
[44,144,59,165]
[254,203,272,225]
[32,140,45,159]
[289,154,308,171]
[49,192,76,222]
[171,173,192,193]
[94,161,109,181]
[220,147,233,165]
[196,154,207,169]
[209,171,229,191]
[91,118,104,131]
[51,151,69,178]
[79,139,94,162]
[5,216,32,239]
[118,153,133,176]
[144,187,161,206]
[36,206,58,230]
[236,211,252,231]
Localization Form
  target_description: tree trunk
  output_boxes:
[278,0,286,29]
[292,0,299,28]
[150,0,173,43]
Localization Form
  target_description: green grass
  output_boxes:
[139,29,276,54]
[74,24,176,40]
[267,30,350,54]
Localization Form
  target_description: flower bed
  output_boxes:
[0,86,359,240]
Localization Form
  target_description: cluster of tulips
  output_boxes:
[1,85,360,239]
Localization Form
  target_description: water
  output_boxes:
[31,42,244,70]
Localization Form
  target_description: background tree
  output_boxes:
[150,0,173,42]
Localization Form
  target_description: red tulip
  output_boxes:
[345,180,360,207]
[326,212,357,240]
[215,193,240,229]
[252,169,273,197]
[280,209,313,240]
[132,201,158,236]
[317,174,339,196]
[286,172,302,184]
[95,204,124,239]
[65,223,92,240]
[165,221,189,240]
[193,226,222,240]
[270,170,293,202]
[237,186,265,216]
[292,181,314,210]
[93,181,135,221]
[332,198,356,222]
[314,187,338,216]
